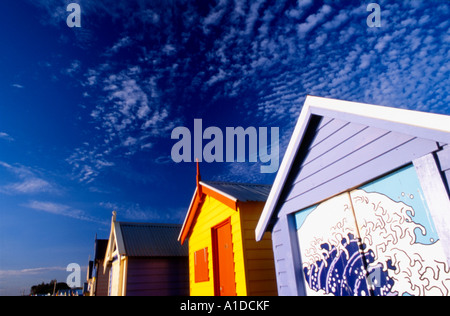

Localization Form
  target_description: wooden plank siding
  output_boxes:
[126,257,189,296]
[239,202,277,296]
[96,263,110,296]
[270,216,305,296]
[279,117,439,217]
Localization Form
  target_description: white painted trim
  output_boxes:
[121,257,128,296]
[178,187,198,242]
[255,104,313,241]
[114,221,126,256]
[104,216,116,272]
[307,96,450,137]
[200,181,238,203]
[414,154,450,266]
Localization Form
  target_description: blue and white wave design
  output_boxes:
[297,184,450,296]
[303,233,395,296]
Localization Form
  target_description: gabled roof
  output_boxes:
[120,222,188,257]
[105,213,188,265]
[255,95,450,241]
[202,181,272,203]
[178,168,271,245]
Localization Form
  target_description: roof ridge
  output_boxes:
[202,180,272,187]
[118,221,182,227]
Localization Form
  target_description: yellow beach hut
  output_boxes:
[178,165,277,296]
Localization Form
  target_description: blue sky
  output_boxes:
[0,0,449,295]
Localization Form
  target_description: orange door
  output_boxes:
[213,219,237,296]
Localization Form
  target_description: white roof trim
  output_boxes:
[178,186,198,242]
[104,218,126,270]
[114,221,126,256]
[200,181,239,203]
[255,95,450,241]
[308,96,450,143]
[255,98,313,241]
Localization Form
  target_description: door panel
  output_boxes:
[213,220,237,296]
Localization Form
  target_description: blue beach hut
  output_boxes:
[256,96,450,296]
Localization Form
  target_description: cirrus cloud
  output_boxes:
[0,132,14,142]
[23,200,107,225]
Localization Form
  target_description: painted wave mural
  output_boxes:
[296,166,450,296]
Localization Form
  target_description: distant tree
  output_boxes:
[30,280,70,296]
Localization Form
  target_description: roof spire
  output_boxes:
[196,158,201,182]
[196,159,203,198]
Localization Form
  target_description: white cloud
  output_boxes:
[286,0,313,19]
[122,136,137,147]
[11,84,24,89]
[99,201,185,223]
[0,266,68,277]
[298,0,313,10]
[244,0,266,36]
[162,43,177,56]
[61,0,450,184]
[0,132,14,142]
[297,4,332,38]
[360,53,374,70]
[137,104,151,119]
[107,36,133,55]
[24,200,107,224]
[202,0,229,33]
[68,60,176,183]
[64,60,82,76]
[3,178,53,194]
[323,10,350,31]
[24,200,71,215]
[309,33,328,50]
[141,143,153,150]
[0,161,57,195]
[66,141,117,184]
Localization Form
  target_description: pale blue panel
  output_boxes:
[294,205,317,231]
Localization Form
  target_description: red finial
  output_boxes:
[196,159,202,198]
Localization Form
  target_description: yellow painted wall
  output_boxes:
[188,195,247,296]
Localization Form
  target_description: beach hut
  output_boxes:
[178,165,277,296]
[104,213,189,296]
[86,237,109,296]
[256,96,450,296]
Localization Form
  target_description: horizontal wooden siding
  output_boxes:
[280,116,439,217]
[126,257,189,296]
